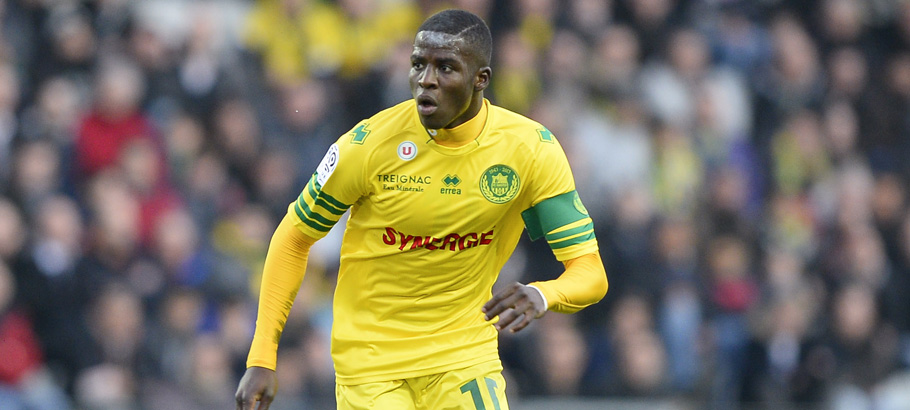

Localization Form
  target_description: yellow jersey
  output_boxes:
[291,99,597,385]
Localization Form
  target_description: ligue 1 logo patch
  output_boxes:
[398,141,417,161]
[316,144,339,186]
[480,164,520,204]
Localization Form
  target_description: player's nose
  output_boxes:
[418,66,438,88]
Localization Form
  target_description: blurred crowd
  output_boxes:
[2,0,910,409]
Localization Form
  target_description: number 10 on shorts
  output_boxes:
[460,378,502,410]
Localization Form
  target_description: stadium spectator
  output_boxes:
[74,58,159,183]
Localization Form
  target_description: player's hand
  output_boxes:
[235,366,278,410]
[482,282,547,333]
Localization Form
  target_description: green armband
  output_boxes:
[521,190,595,249]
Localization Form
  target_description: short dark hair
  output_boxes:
[417,9,492,67]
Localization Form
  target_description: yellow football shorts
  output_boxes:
[335,359,509,410]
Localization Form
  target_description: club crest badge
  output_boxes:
[398,141,417,161]
[480,164,520,204]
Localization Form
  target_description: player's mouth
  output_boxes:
[416,95,438,116]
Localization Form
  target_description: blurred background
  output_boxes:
[1,0,910,409]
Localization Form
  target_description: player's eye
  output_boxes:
[412,62,424,70]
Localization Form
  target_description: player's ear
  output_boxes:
[474,66,491,92]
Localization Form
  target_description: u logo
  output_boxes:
[398,141,417,161]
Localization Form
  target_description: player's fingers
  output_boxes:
[500,299,534,330]
[493,307,518,330]
[482,283,521,313]
[482,289,510,312]
[236,386,264,410]
[496,296,535,330]
[508,310,535,333]
[259,396,274,410]
[485,292,525,320]
[236,395,256,410]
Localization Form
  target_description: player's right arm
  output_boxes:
[235,123,371,409]
[236,214,315,410]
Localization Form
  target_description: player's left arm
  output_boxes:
[483,127,608,332]
[483,251,607,332]
[529,250,607,313]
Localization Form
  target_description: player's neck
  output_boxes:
[430,100,488,147]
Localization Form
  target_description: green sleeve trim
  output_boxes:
[311,177,351,210]
[294,201,333,232]
[293,174,353,233]
[295,197,337,227]
[521,190,591,241]
[548,229,596,249]
[545,222,594,242]
[306,178,347,215]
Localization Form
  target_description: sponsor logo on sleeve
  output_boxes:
[316,144,339,186]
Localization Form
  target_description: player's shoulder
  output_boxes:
[338,100,418,148]
[487,103,560,148]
